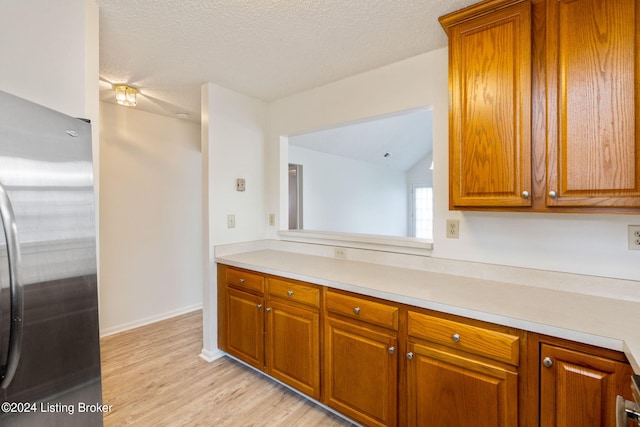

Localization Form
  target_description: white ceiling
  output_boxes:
[289,109,433,172]
[97,0,478,123]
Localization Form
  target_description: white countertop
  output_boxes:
[215,249,640,373]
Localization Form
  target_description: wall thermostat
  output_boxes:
[236,178,246,192]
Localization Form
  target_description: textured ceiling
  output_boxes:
[97,0,478,122]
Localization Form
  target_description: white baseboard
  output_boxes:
[100,303,203,337]
[199,348,225,362]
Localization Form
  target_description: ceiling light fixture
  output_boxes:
[114,84,138,107]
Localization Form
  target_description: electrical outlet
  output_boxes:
[629,225,640,250]
[268,213,276,227]
[446,219,460,239]
[334,247,347,259]
[227,214,236,228]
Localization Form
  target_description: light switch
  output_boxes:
[236,178,246,192]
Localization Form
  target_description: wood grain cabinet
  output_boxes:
[441,0,533,208]
[265,277,321,399]
[218,265,637,427]
[222,269,265,370]
[323,290,399,427]
[406,311,521,427]
[539,341,635,427]
[440,0,640,212]
[218,266,321,398]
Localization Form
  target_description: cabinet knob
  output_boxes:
[353,307,361,315]
[452,333,461,343]
[388,346,395,355]
[287,290,293,297]
[239,278,245,283]
[406,352,414,360]
[257,304,262,310]
[548,191,557,199]
[265,307,271,312]
[543,357,553,368]
[521,190,530,199]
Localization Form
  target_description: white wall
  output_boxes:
[99,102,202,334]
[201,83,267,358]
[0,0,97,119]
[289,145,407,236]
[266,47,640,282]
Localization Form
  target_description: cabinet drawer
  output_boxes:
[226,267,264,294]
[267,277,320,308]
[326,290,398,331]
[407,311,519,365]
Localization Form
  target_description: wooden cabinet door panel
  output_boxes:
[447,1,532,207]
[266,300,320,399]
[407,342,518,427]
[225,288,264,370]
[546,0,640,207]
[324,317,397,427]
[540,344,635,427]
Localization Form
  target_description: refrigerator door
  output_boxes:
[0,91,102,426]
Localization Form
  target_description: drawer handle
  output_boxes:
[353,307,361,315]
[452,333,461,343]
[239,278,245,283]
[406,352,414,360]
[287,290,293,297]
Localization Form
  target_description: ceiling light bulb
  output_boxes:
[114,85,138,107]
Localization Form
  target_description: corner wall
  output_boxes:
[201,83,267,358]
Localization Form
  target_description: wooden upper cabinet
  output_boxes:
[442,0,640,212]
[546,0,640,207]
[441,0,532,208]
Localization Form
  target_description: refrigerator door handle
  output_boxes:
[0,182,23,389]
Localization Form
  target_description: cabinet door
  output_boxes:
[265,299,320,399]
[446,1,532,207]
[225,287,264,370]
[324,317,397,427]
[546,0,640,207]
[540,344,635,427]
[406,341,518,427]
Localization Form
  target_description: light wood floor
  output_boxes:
[101,310,354,426]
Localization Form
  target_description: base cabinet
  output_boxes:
[406,342,518,427]
[219,266,321,398]
[324,317,398,427]
[225,287,264,370]
[265,299,320,399]
[406,310,521,427]
[540,343,635,427]
[218,265,636,427]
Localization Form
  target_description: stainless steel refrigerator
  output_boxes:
[0,91,102,426]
